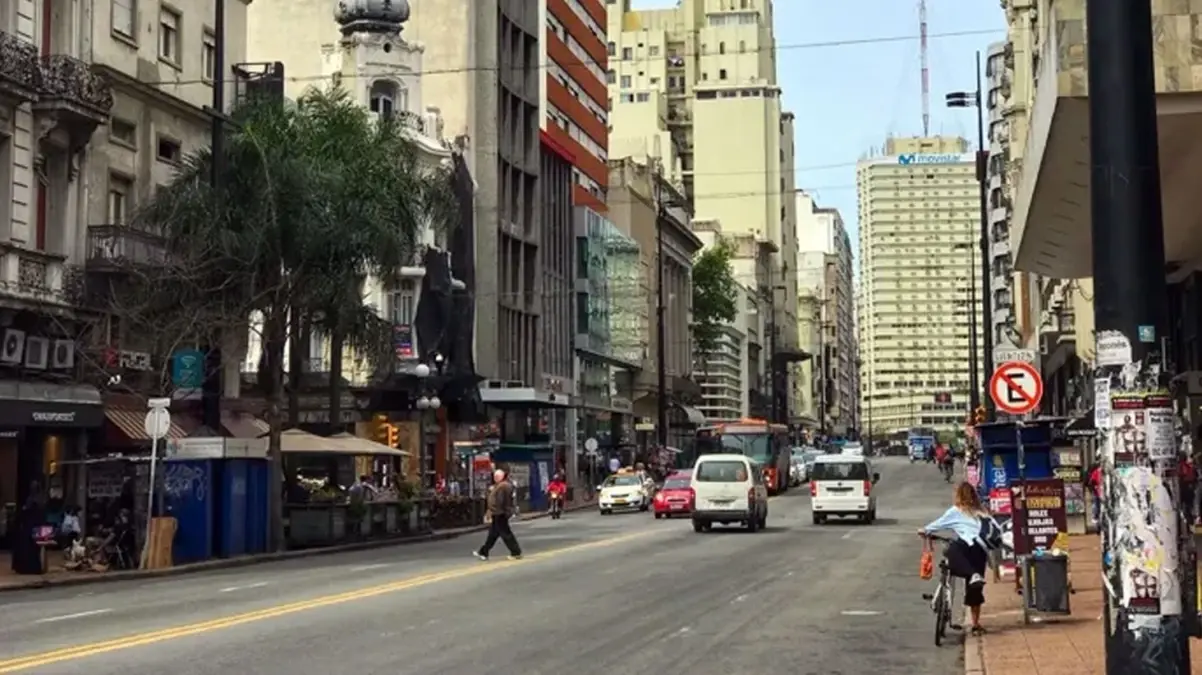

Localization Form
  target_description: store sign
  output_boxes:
[32,411,75,423]
[897,153,970,165]
[1011,479,1068,555]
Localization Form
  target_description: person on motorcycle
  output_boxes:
[547,473,567,518]
[935,444,954,480]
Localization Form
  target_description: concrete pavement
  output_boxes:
[0,457,965,674]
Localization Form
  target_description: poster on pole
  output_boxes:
[1109,394,1146,464]
[1143,393,1176,461]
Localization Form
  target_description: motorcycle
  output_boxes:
[549,491,564,519]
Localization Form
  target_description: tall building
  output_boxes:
[857,136,984,436]
[796,192,856,435]
[539,0,609,213]
[606,0,801,423]
[985,42,1016,352]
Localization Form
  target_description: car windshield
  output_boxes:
[721,433,771,462]
[811,462,870,481]
[695,461,750,482]
[663,478,690,490]
[604,475,641,487]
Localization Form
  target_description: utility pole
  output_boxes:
[974,51,994,420]
[655,175,669,452]
[1088,2,1188,672]
[201,0,227,434]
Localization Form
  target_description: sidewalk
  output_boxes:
[0,500,592,593]
[967,535,1202,674]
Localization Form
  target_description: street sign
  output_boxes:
[144,407,171,440]
[584,437,598,453]
[989,361,1044,415]
[993,346,1038,367]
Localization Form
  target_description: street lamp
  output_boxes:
[946,49,994,420]
[413,355,444,491]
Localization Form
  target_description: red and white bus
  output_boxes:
[695,419,791,494]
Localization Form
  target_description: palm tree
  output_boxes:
[125,87,460,549]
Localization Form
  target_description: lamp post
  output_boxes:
[946,50,994,420]
[413,356,444,492]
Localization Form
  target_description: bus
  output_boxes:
[907,426,937,462]
[695,419,791,494]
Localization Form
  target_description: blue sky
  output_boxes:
[631,0,1007,243]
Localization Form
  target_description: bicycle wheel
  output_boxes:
[933,583,947,645]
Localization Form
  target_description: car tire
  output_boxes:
[692,519,705,533]
[639,504,649,512]
[812,512,822,525]
[600,509,611,516]
[868,509,876,524]
[759,513,768,529]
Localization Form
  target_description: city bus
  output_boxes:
[695,419,791,494]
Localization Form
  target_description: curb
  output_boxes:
[0,503,593,594]
[964,627,985,674]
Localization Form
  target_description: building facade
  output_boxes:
[985,41,1017,353]
[796,192,856,435]
[856,136,984,437]
[539,0,608,213]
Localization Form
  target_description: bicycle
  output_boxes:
[921,533,958,646]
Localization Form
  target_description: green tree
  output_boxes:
[118,88,459,549]
[691,239,739,369]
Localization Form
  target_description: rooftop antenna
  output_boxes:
[919,0,930,136]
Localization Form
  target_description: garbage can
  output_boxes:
[1021,553,1071,614]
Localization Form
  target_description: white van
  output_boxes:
[690,454,769,532]
[810,454,879,524]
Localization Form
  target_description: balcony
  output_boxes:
[0,249,74,307]
[34,54,113,140]
[0,31,41,105]
[85,225,166,271]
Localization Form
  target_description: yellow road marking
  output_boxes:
[0,530,654,673]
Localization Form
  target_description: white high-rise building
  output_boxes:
[857,136,984,437]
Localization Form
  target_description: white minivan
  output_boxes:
[690,454,769,532]
[810,454,879,524]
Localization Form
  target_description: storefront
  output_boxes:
[0,381,104,551]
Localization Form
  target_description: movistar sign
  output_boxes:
[897,153,967,165]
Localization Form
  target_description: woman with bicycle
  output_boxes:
[918,481,998,636]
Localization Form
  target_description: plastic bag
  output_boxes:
[919,542,935,580]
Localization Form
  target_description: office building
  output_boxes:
[540,0,609,212]
[606,0,801,423]
[985,41,1017,352]
[796,192,857,435]
[856,136,984,436]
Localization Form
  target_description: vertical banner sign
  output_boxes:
[1010,478,1068,555]
[393,324,414,359]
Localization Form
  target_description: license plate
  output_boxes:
[613,499,627,505]
[670,504,684,510]
[829,487,852,492]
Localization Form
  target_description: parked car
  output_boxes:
[653,470,694,518]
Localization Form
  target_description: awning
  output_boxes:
[277,428,408,456]
[1064,415,1096,438]
[222,411,269,438]
[105,407,189,440]
[328,431,411,457]
[674,404,706,426]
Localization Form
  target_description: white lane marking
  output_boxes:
[219,581,269,593]
[676,626,692,635]
[350,563,391,572]
[841,610,883,616]
[841,531,855,540]
[35,609,112,624]
[732,594,748,603]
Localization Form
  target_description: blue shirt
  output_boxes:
[923,506,996,547]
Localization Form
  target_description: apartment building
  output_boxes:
[796,192,856,435]
[607,158,705,446]
[857,136,984,436]
[539,0,609,213]
[606,0,802,423]
[985,41,1017,352]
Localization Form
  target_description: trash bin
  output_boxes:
[1022,553,1071,614]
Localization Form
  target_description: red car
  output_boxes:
[653,471,694,518]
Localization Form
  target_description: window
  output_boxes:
[388,280,418,325]
[620,75,630,88]
[156,137,181,164]
[158,7,180,63]
[108,174,133,224]
[636,92,649,102]
[719,68,727,80]
[621,47,631,60]
[607,42,615,56]
[202,31,216,82]
[111,0,136,39]
[109,119,136,147]
[649,45,659,56]
[369,80,405,117]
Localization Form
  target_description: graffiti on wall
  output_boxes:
[163,463,208,501]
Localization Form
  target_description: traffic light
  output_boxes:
[973,406,986,425]
[386,424,399,448]
[372,414,390,445]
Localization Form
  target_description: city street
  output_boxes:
[0,457,964,674]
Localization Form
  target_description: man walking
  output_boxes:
[474,469,522,561]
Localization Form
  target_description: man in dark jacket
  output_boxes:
[474,469,522,561]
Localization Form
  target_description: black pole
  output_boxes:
[975,50,994,419]
[767,289,778,424]
[655,182,668,451]
[1088,2,1187,672]
[966,236,980,412]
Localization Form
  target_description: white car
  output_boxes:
[841,442,864,457]
[597,473,651,514]
[810,454,879,524]
[690,454,769,532]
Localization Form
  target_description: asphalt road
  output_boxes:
[0,457,967,675]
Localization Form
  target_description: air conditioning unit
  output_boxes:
[0,329,24,364]
[24,336,48,369]
[51,339,75,370]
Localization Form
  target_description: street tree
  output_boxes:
[691,238,739,375]
[109,87,460,549]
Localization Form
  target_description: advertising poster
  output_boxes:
[1110,394,1147,464]
[1143,393,1176,461]
[1010,479,1068,554]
